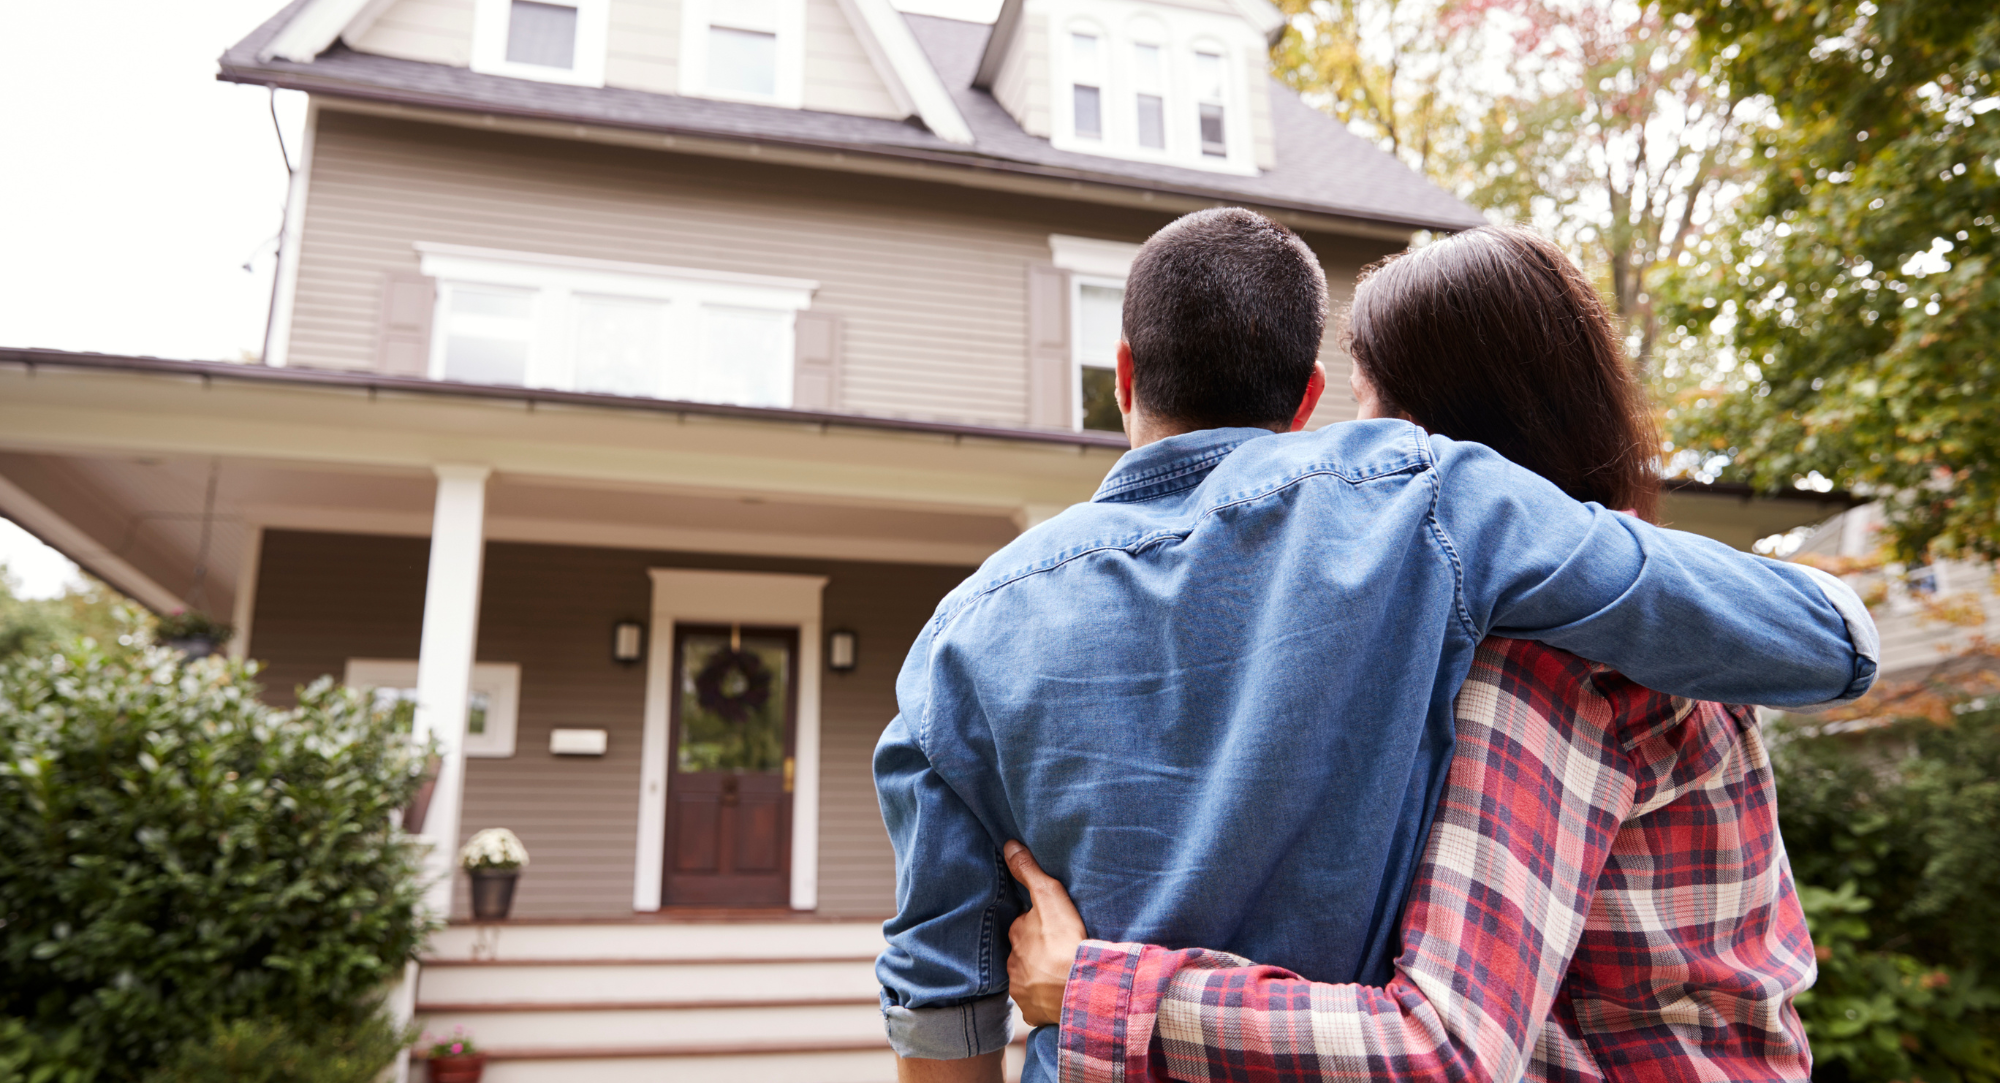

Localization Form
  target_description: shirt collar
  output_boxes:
[1091,427,1277,504]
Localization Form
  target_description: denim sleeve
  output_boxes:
[872,704,1018,1060]
[1431,436,1877,708]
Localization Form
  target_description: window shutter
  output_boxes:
[375,272,435,377]
[1025,263,1071,427]
[792,311,840,410]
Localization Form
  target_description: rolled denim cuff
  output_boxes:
[882,991,1014,1060]
[1780,564,1881,711]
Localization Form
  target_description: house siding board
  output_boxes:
[993,9,1050,137]
[803,0,906,119]
[1248,68,1276,171]
[346,0,475,66]
[606,0,681,95]
[248,527,965,919]
[289,111,1242,423]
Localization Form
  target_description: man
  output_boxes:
[873,209,1874,1083]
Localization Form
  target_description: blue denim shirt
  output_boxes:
[873,422,1876,1079]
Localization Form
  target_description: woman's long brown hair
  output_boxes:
[1344,226,1661,522]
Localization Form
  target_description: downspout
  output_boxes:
[259,88,295,366]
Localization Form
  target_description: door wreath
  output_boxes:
[693,646,774,724]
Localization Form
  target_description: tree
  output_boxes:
[1272,0,1756,373]
[0,567,142,660]
[1655,0,2000,561]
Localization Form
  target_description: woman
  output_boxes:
[1002,226,1816,1083]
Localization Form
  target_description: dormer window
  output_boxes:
[1195,52,1227,157]
[1071,33,1104,140]
[1047,10,1253,176]
[470,0,606,86]
[681,0,805,108]
[1133,43,1165,150]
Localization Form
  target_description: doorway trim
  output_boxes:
[633,568,828,912]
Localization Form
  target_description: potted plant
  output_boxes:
[459,828,529,920]
[422,1027,486,1082]
[154,610,233,659]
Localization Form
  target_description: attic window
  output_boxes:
[506,1,577,69]
[470,0,605,86]
[1133,44,1165,150]
[681,0,804,107]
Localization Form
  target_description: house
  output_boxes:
[0,0,1854,1078]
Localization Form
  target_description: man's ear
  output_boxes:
[1115,341,1136,417]
[1288,362,1328,432]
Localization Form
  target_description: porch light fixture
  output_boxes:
[828,629,858,672]
[612,620,645,663]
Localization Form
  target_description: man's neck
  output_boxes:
[1124,413,1281,449]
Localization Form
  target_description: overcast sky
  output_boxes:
[0,0,1001,597]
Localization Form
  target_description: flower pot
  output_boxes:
[467,869,519,920]
[427,1053,486,1083]
[163,635,218,659]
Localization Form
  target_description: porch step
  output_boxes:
[413,1000,885,1050]
[424,920,888,962]
[473,1043,1028,1083]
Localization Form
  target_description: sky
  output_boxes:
[0,0,1003,598]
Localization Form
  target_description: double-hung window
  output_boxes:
[1132,42,1166,150]
[1074,278,1125,432]
[470,0,607,86]
[1071,32,1105,141]
[417,244,817,409]
[681,0,805,107]
[1194,51,1228,157]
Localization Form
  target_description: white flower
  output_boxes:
[459,827,530,871]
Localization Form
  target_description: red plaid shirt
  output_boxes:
[1056,637,1815,1083]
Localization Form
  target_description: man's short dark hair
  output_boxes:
[1123,208,1329,429]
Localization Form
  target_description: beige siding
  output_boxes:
[346,0,475,66]
[1249,73,1276,171]
[994,9,1052,138]
[249,528,968,919]
[802,0,906,119]
[605,0,680,94]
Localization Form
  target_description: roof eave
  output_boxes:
[215,60,1483,235]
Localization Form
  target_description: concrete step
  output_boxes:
[472,1042,1027,1083]
[425,920,887,962]
[416,957,881,1005]
[413,1000,884,1051]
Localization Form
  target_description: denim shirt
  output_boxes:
[873,421,1876,1080]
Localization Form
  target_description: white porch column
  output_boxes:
[413,464,491,917]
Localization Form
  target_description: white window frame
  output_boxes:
[1070,273,1127,431]
[345,658,521,759]
[470,0,609,88]
[1044,0,1258,176]
[1050,234,1143,431]
[679,0,807,108]
[415,243,818,408]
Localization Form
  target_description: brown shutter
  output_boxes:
[792,311,841,411]
[1025,263,1071,428]
[375,272,435,377]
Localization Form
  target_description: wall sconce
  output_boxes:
[828,629,858,672]
[612,621,645,663]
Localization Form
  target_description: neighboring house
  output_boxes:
[0,0,1852,1078]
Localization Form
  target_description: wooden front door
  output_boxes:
[662,624,797,907]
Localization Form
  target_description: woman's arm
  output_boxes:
[1008,641,1813,1083]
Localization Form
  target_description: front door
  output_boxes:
[662,624,797,907]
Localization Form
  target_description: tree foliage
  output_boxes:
[0,641,434,1081]
[0,571,142,663]
[1774,703,2000,1081]
[1655,0,2000,561]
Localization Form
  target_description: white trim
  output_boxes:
[1226,0,1287,44]
[634,569,828,912]
[346,658,522,758]
[413,242,820,295]
[1049,234,1143,279]
[470,0,609,87]
[413,464,491,918]
[264,99,319,368]
[679,0,807,109]
[835,0,976,144]
[239,504,1007,567]
[339,0,403,46]
[228,524,263,662]
[1069,272,1126,430]
[260,0,374,62]
[0,473,185,614]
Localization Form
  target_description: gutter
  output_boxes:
[0,347,1133,451]
[212,62,1484,237]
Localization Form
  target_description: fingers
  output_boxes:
[1005,840,1065,910]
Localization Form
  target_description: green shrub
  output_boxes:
[0,639,435,1081]
[1774,703,2000,1082]
[141,1015,412,1083]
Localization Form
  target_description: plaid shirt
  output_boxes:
[1056,637,1815,1083]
